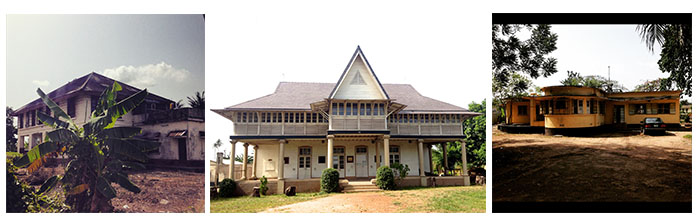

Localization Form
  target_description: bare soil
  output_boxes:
[492,126,691,202]
[17,167,204,213]
[262,192,399,213]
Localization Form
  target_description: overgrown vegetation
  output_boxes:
[376,166,396,190]
[218,178,236,198]
[7,106,18,152]
[259,176,269,195]
[390,163,410,186]
[6,157,68,212]
[320,168,339,193]
[13,82,159,212]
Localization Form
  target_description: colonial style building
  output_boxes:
[12,72,205,167]
[502,85,681,135]
[213,46,480,194]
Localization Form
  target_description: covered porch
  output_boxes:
[213,134,471,195]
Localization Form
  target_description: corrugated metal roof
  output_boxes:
[13,72,174,114]
[220,82,474,113]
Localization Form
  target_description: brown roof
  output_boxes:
[13,72,174,115]
[219,82,476,114]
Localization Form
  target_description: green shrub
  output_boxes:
[259,176,269,195]
[390,163,410,186]
[219,178,236,197]
[320,168,340,193]
[376,166,396,190]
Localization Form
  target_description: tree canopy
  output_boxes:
[634,77,676,92]
[492,24,558,85]
[637,24,692,97]
[560,71,627,92]
[6,106,18,152]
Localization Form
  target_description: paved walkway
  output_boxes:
[261,192,397,213]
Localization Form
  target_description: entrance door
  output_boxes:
[332,146,346,178]
[178,138,187,161]
[298,147,312,179]
[614,105,625,124]
[355,146,369,178]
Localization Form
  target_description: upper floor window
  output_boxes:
[379,103,385,115]
[372,103,378,115]
[338,103,345,115]
[67,97,76,118]
[332,103,338,115]
[346,103,352,116]
[352,103,358,115]
[359,103,365,115]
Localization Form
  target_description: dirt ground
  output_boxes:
[111,169,204,213]
[492,126,691,202]
[262,192,399,213]
[17,167,204,213]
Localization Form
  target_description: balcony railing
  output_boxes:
[143,108,204,124]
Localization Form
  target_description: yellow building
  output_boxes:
[503,86,681,135]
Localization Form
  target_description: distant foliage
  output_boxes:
[320,168,340,193]
[464,100,486,169]
[376,166,396,190]
[187,91,205,109]
[6,106,18,152]
[218,178,236,198]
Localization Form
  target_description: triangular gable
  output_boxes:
[329,46,390,100]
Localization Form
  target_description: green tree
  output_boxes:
[234,153,253,164]
[187,91,205,109]
[174,100,185,109]
[493,24,558,85]
[637,24,692,97]
[634,77,676,92]
[582,75,627,92]
[13,82,160,212]
[212,139,223,153]
[7,106,18,152]
[492,73,532,123]
[560,71,584,86]
[463,100,486,170]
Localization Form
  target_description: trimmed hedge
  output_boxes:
[219,178,236,197]
[376,166,396,190]
[321,168,340,193]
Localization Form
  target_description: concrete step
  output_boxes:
[341,182,381,193]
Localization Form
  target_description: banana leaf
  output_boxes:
[14,142,60,167]
[47,128,79,144]
[92,82,121,118]
[37,175,60,194]
[96,176,116,199]
[37,88,75,127]
[109,173,141,194]
[37,111,69,129]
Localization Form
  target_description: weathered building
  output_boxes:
[12,72,205,166]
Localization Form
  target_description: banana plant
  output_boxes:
[14,82,160,212]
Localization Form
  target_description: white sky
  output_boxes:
[207,1,490,160]
[5,14,205,109]
[526,25,689,101]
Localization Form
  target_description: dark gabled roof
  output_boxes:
[219,82,475,113]
[13,72,174,115]
[328,46,390,100]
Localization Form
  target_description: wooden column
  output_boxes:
[228,140,237,179]
[461,139,469,185]
[251,145,259,179]
[417,139,425,176]
[278,140,285,179]
[383,135,390,166]
[442,142,448,175]
[242,143,249,180]
[327,135,334,169]
[375,138,380,169]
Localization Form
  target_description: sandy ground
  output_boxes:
[262,192,399,213]
[492,126,691,202]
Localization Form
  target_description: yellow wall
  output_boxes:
[625,99,680,124]
[544,114,604,128]
[509,101,530,124]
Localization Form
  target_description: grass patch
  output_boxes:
[426,186,486,212]
[210,192,330,213]
[683,134,692,139]
[384,186,486,213]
